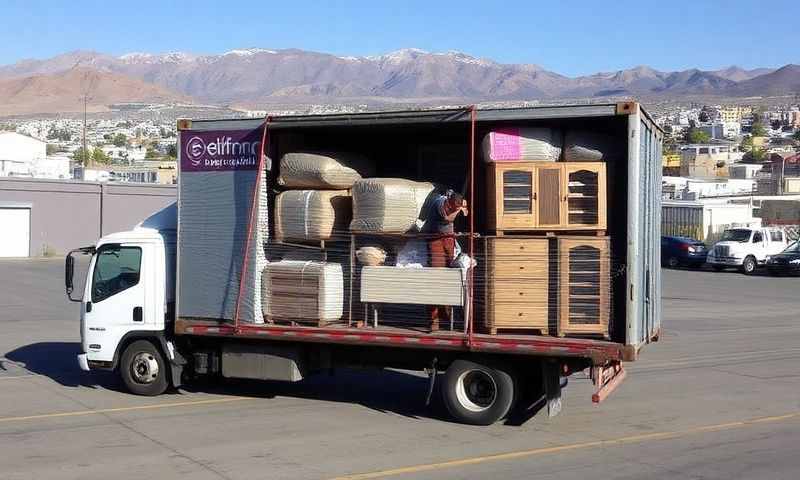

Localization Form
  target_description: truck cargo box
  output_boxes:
[175,103,662,362]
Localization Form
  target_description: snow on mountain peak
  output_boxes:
[223,48,277,56]
[369,48,430,63]
[118,51,193,64]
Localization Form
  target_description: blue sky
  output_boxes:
[3,0,798,76]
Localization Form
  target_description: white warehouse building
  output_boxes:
[0,132,47,177]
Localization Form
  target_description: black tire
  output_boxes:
[120,340,168,396]
[741,256,757,275]
[666,256,680,268]
[711,265,725,272]
[441,359,516,425]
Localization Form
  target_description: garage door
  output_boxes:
[0,208,30,257]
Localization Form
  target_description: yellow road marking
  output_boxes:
[0,397,250,424]
[0,375,37,380]
[331,411,800,480]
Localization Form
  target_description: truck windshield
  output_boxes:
[720,229,752,242]
[91,245,142,302]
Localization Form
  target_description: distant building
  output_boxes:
[72,161,176,184]
[680,143,743,177]
[0,132,47,177]
[662,176,755,200]
[717,105,752,123]
[790,110,800,128]
[729,163,764,180]
[757,154,800,195]
[101,145,147,163]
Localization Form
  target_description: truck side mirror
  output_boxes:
[65,254,74,297]
[65,247,94,302]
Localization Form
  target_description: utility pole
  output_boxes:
[83,93,89,168]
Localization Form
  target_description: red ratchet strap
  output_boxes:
[467,105,476,348]
[233,115,272,332]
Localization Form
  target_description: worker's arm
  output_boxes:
[443,200,468,222]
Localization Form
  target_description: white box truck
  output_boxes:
[65,103,662,425]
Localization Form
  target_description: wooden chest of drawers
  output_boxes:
[479,238,550,334]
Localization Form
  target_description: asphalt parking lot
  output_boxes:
[1,258,799,480]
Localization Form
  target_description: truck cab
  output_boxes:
[66,207,178,395]
[706,227,789,274]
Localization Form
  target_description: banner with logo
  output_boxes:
[180,128,263,172]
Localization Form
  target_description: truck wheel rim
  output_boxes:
[131,352,159,384]
[455,370,497,413]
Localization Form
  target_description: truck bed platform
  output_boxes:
[175,319,623,364]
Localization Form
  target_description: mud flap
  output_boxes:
[542,362,563,418]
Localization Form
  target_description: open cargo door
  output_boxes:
[625,105,663,353]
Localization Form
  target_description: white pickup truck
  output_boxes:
[706,227,789,274]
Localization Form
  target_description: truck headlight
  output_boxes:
[687,246,696,253]
[791,259,800,265]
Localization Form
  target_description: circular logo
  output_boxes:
[185,136,206,166]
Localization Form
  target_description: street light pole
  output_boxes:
[82,93,90,169]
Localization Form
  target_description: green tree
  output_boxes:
[166,143,177,159]
[145,147,160,160]
[685,127,711,144]
[71,147,90,165]
[742,148,767,162]
[751,122,767,137]
[112,133,128,147]
[92,147,110,164]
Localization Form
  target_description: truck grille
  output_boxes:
[715,245,730,257]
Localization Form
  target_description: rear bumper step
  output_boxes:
[591,362,626,403]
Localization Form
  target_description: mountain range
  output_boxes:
[0,48,798,115]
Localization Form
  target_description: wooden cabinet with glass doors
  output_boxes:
[487,162,606,232]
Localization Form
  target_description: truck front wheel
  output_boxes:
[741,256,757,275]
[120,340,168,396]
[441,359,516,425]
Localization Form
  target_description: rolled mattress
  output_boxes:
[482,127,562,162]
[563,130,619,162]
[275,190,352,243]
[350,178,435,233]
[261,260,344,322]
[277,152,374,189]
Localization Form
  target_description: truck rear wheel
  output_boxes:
[441,359,516,425]
[120,340,168,396]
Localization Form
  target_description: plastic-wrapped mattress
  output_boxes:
[350,178,435,233]
[275,190,351,243]
[482,127,562,162]
[277,152,374,189]
[563,130,619,162]
[360,266,464,306]
[261,260,344,323]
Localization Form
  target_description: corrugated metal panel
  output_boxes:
[662,204,704,240]
[626,107,663,348]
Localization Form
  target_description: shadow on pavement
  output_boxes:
[4,342,123,391]
[5,342,542,425]
[185,368,457,423]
